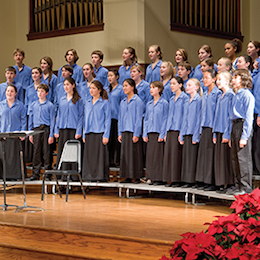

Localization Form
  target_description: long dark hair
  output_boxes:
[63,77,81,104]
[108,69,119,93]
[124,78,137,94]
[92,80,108,100]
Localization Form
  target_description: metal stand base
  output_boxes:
[0,203,18,211]
[15,203,44,213]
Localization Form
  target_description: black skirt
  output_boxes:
[146,133,164,181]
[196,127,214,184]
[120,132,143,179]
[107,119,120,166]
[0,139,25,179]
[214,132,233,186]
[181,135,199,184]
[163,131,182,182]
[82,133,109,181]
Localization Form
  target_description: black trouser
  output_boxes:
[231,120,253,192]
[32,125,52,177]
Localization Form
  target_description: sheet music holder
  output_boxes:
[0,131,44,212]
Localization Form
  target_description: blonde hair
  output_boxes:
[217,57,232,72]
[160,61,174,80]
[187,78,203,97]
[217,71,233,89]
[149,45,163,60]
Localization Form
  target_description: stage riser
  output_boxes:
[0,224,171,260]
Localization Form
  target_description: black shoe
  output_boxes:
[97,179,108,183]
[204,185,217,191]
[165,182,174,187]
[197,184,208,190]
[153,181,164,186]
[27,175,39,181]
[170,183,181,187]
[120,178,132,183]
[181,183,193,188]
[134,179,140,184]
[216,187,227,194]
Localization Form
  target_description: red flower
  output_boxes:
[230,188,260,219]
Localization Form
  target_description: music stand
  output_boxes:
[0,131,44,212]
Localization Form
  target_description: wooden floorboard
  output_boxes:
[0,188,232,259]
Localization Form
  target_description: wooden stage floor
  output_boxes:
[0,187,232,259]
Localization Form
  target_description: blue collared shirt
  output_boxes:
[230,88,255,140]
[25,83,52,115]
[41,74,58,102]
[145,60,162,84]
[77,81,92,102]
[181,93,202,143]
[107,84,126,120]
[54,82,66,114]
[253,72,260,115]
[83,97,111,138]
[118,94,143,137]
[167,92,189,134]
[137,80,151,114]
[55,96,84,136]
[57,63,83,84]
[0,99,26,132]
[13,64,33,90]
[118,63,137,85]
[200,86,221,131]
[0,81,24,103]
[161,80,173,102]
[28,99,55,137]
[213,89,235,139]
[94,66,108,88]
[143,97,168,139]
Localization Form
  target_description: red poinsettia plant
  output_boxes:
[160,188,260,260]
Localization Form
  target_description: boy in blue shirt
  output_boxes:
[227,69,255,195]
[0,66,24,102]
[91,50,108,88]
[178,62,192,91]
[13,48,33,92]
[28,84,55,181]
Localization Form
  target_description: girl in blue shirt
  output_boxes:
[163,77,188,187]
[118,79,143,183]
[130,65,150,114]
[82,80,111,182]
[160,61,174,102]
[145,45,163,84]
[40,56,57,102]
[107,69,125,167]
[247,41,260,79]
[54,65,73,114]
[77,63,95,101]
[54,77,83,176]
[180,79,202,187]
[196,69,221,191]
[143,81,168,185]
[224,38,242,71]
[213,72,235,193]
[0,84,26,180]
[118,47,138,85]
[193,44,214,80]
